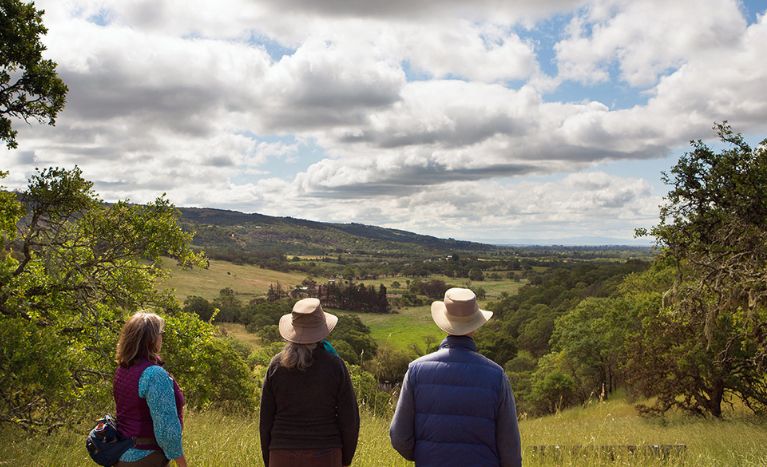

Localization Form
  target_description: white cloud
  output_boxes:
[4,0,766,242]
[555,0,746,86]
[255,171,659,242]
[403,22,539,83]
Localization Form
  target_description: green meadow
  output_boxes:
[3,397,765,466]
[345,305,444,353]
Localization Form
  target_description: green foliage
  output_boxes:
[0,167,262,430]
[514,262,683,417]
[348,364,393,417]
[256,324,281,343]
[0,0,68,148]
[517,311,555,357]
[214,287,243,321]
[363,346,414,384]
[243,299,292,330]
[636,123,767,417]
[318,281,390,313]
[476,260,647,367]
[332,340,360,364]
[468,268,485,281]
[408,278,451,299]
[621,265,767,418]
[0,317,74,430]
[183,295,217,321]
[394,291,427,307]
[528,352,577,415]
[333,313,378,361]
[551,297,633,399]
[162,312,257,413]
[248,342,285,368]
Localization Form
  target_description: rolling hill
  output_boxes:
[178,207,493,257]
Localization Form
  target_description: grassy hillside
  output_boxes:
[158,257,307,301]
[521,396,767,466]
[218,322,262,350]
[3,397,765,466]
[179,207,492,257]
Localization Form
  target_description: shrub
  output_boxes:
[162,312,257,413]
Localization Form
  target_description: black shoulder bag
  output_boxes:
[85,414,135,466]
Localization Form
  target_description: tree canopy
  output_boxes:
[0,168,258,430]
[632,123,767,416]
[0,0,68,148]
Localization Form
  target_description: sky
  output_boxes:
[3,0,767,245]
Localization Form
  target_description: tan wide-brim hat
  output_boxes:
[279,298,338,344]
[431,287,493,335]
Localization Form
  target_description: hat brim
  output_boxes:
[431,301,492,336]
[278,312,338,344]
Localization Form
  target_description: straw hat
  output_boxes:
[431,288,493,335]
[279,298,338,344]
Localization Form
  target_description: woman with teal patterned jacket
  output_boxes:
[113,312,187,467]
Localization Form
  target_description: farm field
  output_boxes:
[159,258,528,353]
[217,310,445,355]
[356,274,528,306]
[218,322,261,350]
[344,305,444,353]
[3,397,765,466]
[157,258,306,301]
[159,255,528,307]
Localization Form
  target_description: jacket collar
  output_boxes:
[439,335,477,352]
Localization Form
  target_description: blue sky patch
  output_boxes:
[247,34,296,61]
[86,8,111,26]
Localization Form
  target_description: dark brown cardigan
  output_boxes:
[259,347,360,466]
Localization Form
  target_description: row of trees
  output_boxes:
[316,282,390,313]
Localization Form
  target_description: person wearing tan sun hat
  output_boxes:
[259,298,360,467]
[390,288,522,467]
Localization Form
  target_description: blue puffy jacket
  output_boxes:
[390,335,522,467]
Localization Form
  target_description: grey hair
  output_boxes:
[279,342,317,370]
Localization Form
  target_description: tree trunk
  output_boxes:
[707,379,724,418]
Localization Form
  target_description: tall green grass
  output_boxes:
[3,398,765,466]
[520,398,767,466]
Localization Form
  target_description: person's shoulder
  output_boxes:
[138,365,172,394]
[318,348,348,374]
[269,352,282,366]
[474,352,505,375]
[408,348,447,369]
[142,364,169,379]
[266,353,282,375]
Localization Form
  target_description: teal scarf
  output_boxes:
[321,339,339,357]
